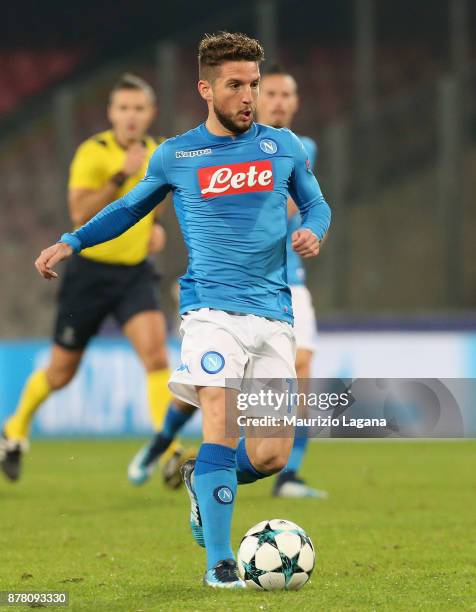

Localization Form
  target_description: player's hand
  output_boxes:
[35,242,73,280]
[291,229,320,258]
[122,142,147,177]
[148,224,166,254]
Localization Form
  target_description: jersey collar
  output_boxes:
[199,122,257,143]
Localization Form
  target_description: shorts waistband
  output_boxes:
[208,308,281,323]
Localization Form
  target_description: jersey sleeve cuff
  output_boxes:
[300,225,325,242]
[59,233,81,253]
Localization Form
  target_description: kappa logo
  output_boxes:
[198,160,274,198]
[214,486,234,504]
[201,351,225,374]
[176,148,212,158]
[259,138,278,155]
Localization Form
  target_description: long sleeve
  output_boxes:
[60,144,171,252]
[287,131,331,241]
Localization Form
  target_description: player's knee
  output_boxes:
[252,448,288,475]
[141,347,168,372]
[45,364,77,390]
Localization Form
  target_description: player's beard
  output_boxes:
[214,104,254,135]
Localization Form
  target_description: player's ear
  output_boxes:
[198,80,213,102]
[149,103,158,121]
[292,93,299,114]
[106,104,113,123]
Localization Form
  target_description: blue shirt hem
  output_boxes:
[179,301,294,324]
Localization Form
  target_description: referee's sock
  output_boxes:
[4,370,51,440]
[147,368,173,431]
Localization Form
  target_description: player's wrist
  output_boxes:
[59,233,81,254]
[301,227,321,242]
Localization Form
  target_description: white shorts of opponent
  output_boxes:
[169,308,297,408]
[290,285,317,352]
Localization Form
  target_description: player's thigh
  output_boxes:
[45,344,84,390]
[122,310,168,371]
[246,318,296,380]
[114,260,165,370]
[169,309,248,409]
[291,285,317,363]
[197,386,238,448]
[295,348,313,380]
[244,318,296,471]
[54,256,113,353]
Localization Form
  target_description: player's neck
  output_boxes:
[268,121,291,130]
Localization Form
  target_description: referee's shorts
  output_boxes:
[53,254,160,350]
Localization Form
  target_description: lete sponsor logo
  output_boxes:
[198,160,274,197]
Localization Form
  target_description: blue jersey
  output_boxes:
[286,135,318,286]
[60,123,331,324]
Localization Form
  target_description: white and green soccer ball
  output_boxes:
[237,518,316,591]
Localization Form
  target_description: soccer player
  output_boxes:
[257,65,328,499]
[34,32,331,588]
[0,74,184,482]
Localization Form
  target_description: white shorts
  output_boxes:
[290,285,317,352]
[169,308,296,408]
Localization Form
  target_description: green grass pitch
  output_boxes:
[1,440,475,611]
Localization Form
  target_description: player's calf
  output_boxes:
[188,388,239,574]
[45,346,83,390]
[246,436,293,475]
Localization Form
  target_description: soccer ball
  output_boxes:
[237,518,316,590]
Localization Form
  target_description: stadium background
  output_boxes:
[0,0,475,436]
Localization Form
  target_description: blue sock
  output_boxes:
[162,401,192,438]
[285,426,309,473]
[194,443,237,570]
[236,437,269,484]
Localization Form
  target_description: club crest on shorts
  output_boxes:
[201,351,225,374]
[214,486,234,504]
[259,138,278,155]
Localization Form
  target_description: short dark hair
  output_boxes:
[109,73,156,103]
[198,31,265,80]
[261,63,298,92]
[262,63,291,77]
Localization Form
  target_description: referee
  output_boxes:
[1,74,184,481]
